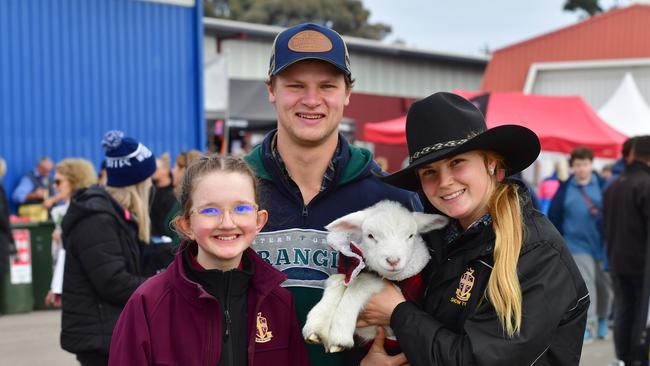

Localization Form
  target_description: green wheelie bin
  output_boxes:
[0,227,35,314]
[13,221,55,310]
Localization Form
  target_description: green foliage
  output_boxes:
[204,0,392,40]
[563,0,603,17]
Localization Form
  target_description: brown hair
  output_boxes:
[634,135,650,161]
[175,150,202,170]
[622,137,637,159]
[569,147,594,165]
[56,158,98,192]
[173,154,260,234]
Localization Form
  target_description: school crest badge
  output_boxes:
[255,312,273,343]
[455,267,475,302]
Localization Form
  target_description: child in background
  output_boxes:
[109,155,309,366]
[537,158,569,215]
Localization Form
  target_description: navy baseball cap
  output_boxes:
[268,23,352,79]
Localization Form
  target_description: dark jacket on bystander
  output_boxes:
[60,185,146,356]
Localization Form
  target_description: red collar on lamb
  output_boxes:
[327,231,425,305]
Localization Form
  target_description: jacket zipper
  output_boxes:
[225,273,233,366]
[205,317,213,366]
[301,205,308,225]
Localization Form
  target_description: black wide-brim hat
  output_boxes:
[381,92,541,191]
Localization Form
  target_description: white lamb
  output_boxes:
[302,200,448,353]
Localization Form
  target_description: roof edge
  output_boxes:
[493,4,650,55]
[203,17,488,66]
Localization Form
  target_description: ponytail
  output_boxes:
[487,176,524,337]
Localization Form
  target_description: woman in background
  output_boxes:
[60,130,155,366]
[43,158,97,307]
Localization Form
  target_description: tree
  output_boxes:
[204,0,392,40]
[563,0,603,17]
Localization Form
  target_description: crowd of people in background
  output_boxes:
[0,21,649,366]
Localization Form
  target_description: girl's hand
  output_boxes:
[357,280,406,328]
[360,326,409,366]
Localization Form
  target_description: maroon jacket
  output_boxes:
[109,247,310,366]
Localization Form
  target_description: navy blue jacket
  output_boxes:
[548,172,606,236]
[245,131,420,366]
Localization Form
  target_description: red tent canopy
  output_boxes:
[362,92,627,158]
[363,116,408,145]
[451,89,483,100]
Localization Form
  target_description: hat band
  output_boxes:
[409,138,468,163]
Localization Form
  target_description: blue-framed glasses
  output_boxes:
[191,203,258,224]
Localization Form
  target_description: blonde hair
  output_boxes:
[0,157,6,178]
[56,158,97,192]
[158,152,171,171]
[483,152,523,337]
[554,158,570,182]
[106,179,152,243]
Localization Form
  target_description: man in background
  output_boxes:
[604,135,650,366]
[12,156,55,208]
[549,147,612,342]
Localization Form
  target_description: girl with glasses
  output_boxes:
[110,154,309,366]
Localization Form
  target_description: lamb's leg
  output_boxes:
[303,274,347,345]
[326,273,385,353]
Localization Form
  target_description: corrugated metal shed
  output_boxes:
[203,18,487,98]
[481,4,650,92]
[527,59,650,108]
[0,0,204,209]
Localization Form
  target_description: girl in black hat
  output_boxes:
[358,92,589,366]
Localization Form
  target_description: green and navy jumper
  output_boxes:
[245,131,421,366]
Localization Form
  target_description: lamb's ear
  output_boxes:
[325,209,368,233]
[413,212,449,233]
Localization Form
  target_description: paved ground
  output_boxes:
[0,310,618,365]
[0,310,76,366]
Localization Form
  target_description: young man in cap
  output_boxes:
[245,22,420,365]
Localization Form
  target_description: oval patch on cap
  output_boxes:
[288,30,333,53]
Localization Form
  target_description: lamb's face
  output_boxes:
[325,200,448,281]
[359,213,420,277]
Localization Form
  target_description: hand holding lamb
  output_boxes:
[302,200,448,353]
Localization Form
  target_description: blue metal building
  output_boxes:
[0,0,204,211]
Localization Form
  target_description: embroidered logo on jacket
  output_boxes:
[255,312,273,343]
[451,267,475,305]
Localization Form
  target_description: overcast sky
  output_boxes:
[363,0,631,56]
